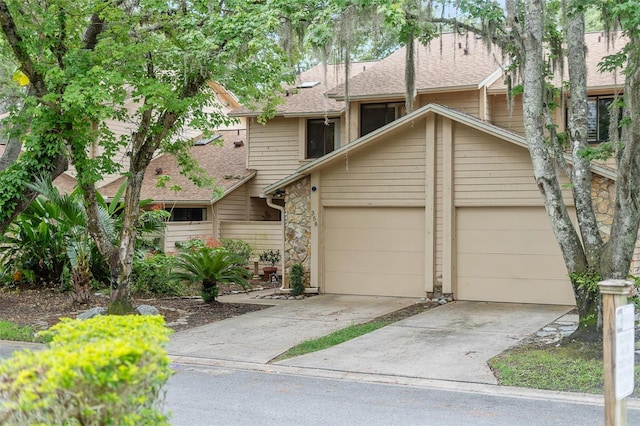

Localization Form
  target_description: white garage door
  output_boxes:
[323,207,425,297]
[457,207,576,305]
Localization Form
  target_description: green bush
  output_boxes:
[0,315,173,425]
[220,238,254,266]
[131,253,186,296]
[289,263,305,296]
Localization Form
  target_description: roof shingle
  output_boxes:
[99,130,254,203]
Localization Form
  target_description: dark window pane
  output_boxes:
[360,103,406,137]
[361,104,390,136]
[307,119,336,158]
[598,98,613,142]
[168,208,205,221]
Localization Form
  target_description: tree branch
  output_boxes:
[0,1,47,97]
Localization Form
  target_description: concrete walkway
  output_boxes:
[276,301,573,384]
[167,293,418,364]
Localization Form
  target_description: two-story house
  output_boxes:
[230,32,624,304]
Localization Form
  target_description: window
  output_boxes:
[360,102,406,137]
[587,96,617,143]
[306,118,340,158]
[167,208,206,222]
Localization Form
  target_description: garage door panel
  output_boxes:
[325,250,424,275]
[458,253,568,280]
[456,207,575,305]
[323,207,425,298]
[457,277,576,305]
[458,207,554,230]
[325,272,423,297]
[458,230,562,254]
[325,228,424,251]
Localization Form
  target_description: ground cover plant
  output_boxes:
[0,321,38,343]
[0,315,172,425]
[489,340,640,396]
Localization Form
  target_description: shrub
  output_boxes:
[0,315,173,425]
[289,263,305,296]
[220,238,254,266]
[131,253,186,296]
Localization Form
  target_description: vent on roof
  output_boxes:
[297,81,320,89]
[234,140,244,147]
[194,134,222,146]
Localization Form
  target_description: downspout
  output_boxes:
[266,195,286,291]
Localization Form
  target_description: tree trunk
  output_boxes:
[108,166,146,313]
[564,3,604,340]
[70,265,94,305]
[521,0,587,267]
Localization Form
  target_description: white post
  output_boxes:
[598,279,634,426]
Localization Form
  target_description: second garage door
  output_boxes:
[323,207,425,297]
[456,207,576,305]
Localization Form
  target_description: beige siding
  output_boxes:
[418,91,480,117]
[490,94,525,135]
[217,186,248,222]
[453,123,573,206]
[320,120,427,205]
[248,117,301,196]
[163,221,214,253]
[219,221,282,267]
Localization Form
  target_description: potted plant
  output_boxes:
[259,249,281,281]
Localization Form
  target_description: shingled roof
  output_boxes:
[488,31,625,93]
[328,33,503,100]
[99,129,254,203]
[230,61,376,117]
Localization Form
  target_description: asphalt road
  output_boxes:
[165,363,640,426]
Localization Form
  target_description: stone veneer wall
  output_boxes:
[283,177,312,287]
[591,175,640,275]
[591,175,615,239]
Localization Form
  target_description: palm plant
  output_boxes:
[171,248,251,303]
[0,177,167,302]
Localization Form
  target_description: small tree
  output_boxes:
[171,248,251,303]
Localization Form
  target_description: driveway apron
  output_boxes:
[276,301,573,384]
[167,294,417,364]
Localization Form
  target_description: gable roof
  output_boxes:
[328,33,503,100]
[262,102,616,196]
[99,129,254,203]
[230,61,377,118]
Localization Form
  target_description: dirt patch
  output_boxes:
[0,282,271,334]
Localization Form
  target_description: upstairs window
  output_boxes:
[307,118,340,158]
[360,102,406,137]
[587,96,616,143]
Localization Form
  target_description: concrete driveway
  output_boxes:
[276,301,573,384]
[167,293,417,364]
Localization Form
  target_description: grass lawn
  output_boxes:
[489,340,640,395]
[271,320,392,362]
[0,321,39,343]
